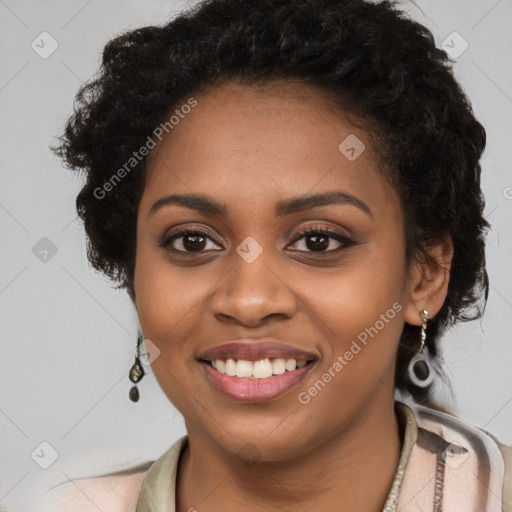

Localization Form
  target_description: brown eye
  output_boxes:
[160,225,356,256]
[289,227,356,253]
[160,228,222,253]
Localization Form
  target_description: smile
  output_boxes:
[199,357,316,403]
[197,339,318,403]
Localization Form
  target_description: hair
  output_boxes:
[51,0,490,405]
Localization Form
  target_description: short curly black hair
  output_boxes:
[51,0,490,404]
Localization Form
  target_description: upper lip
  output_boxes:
[198,339,317,362]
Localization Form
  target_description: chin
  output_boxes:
[199,416,319,463]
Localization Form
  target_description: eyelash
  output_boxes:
[160,225,356,256]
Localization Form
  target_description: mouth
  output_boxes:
[197,340,318,403]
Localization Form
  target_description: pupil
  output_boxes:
[184,234,206,251]
[306,234,328,251]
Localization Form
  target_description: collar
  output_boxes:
[135,400,505,512]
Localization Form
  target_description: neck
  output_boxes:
[177,397,402,512]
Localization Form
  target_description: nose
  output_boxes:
[210,250,297,328]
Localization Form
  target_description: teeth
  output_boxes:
[225,358,236,376]
[285,359,297,371]
[271,358,286,375]
[235,359,253,378]
[211,358,309,379]
[253,359,273,378]
[216,359,226,373]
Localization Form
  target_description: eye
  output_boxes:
[160,227,222,253]
[288,225,356,254]
[160,225,356,255]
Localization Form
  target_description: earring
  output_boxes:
[408,309,434,388]
[128,329,145,402]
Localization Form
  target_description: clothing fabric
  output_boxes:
[135,401,512,512]
[39,400,512,511]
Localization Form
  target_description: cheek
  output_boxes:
[305,238,406,365]
[133,227,223,394]
[135,237,189,326]
[133,246,205,407]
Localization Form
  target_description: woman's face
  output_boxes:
[134,81,421,460]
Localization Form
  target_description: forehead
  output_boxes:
[142,80,399,221]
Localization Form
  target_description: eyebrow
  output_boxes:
[149,190,372,218]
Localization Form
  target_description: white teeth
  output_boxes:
[271,358,286,375]
[285,359,297,371]
[211,358,309,378]
[253,359,273,378]
[225,358,236,376]
[235,359,253,378]
[216,359,226,373]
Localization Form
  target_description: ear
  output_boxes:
[403,234,454,326]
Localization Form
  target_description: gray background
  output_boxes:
[1,1,511,510]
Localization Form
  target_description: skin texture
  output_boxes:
[134,81,454,512]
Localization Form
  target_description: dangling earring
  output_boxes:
[128,329,145,402]
[408,309,434,388]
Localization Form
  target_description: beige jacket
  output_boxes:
[40,401,512,511]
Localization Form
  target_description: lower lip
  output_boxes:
[200,361,315,403]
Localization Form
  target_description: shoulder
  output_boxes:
[38,436,189,512]
[497,441,512,511]
[39,465,153,512]
[401,400,512,511]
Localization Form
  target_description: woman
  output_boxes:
[42,0,511,510]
